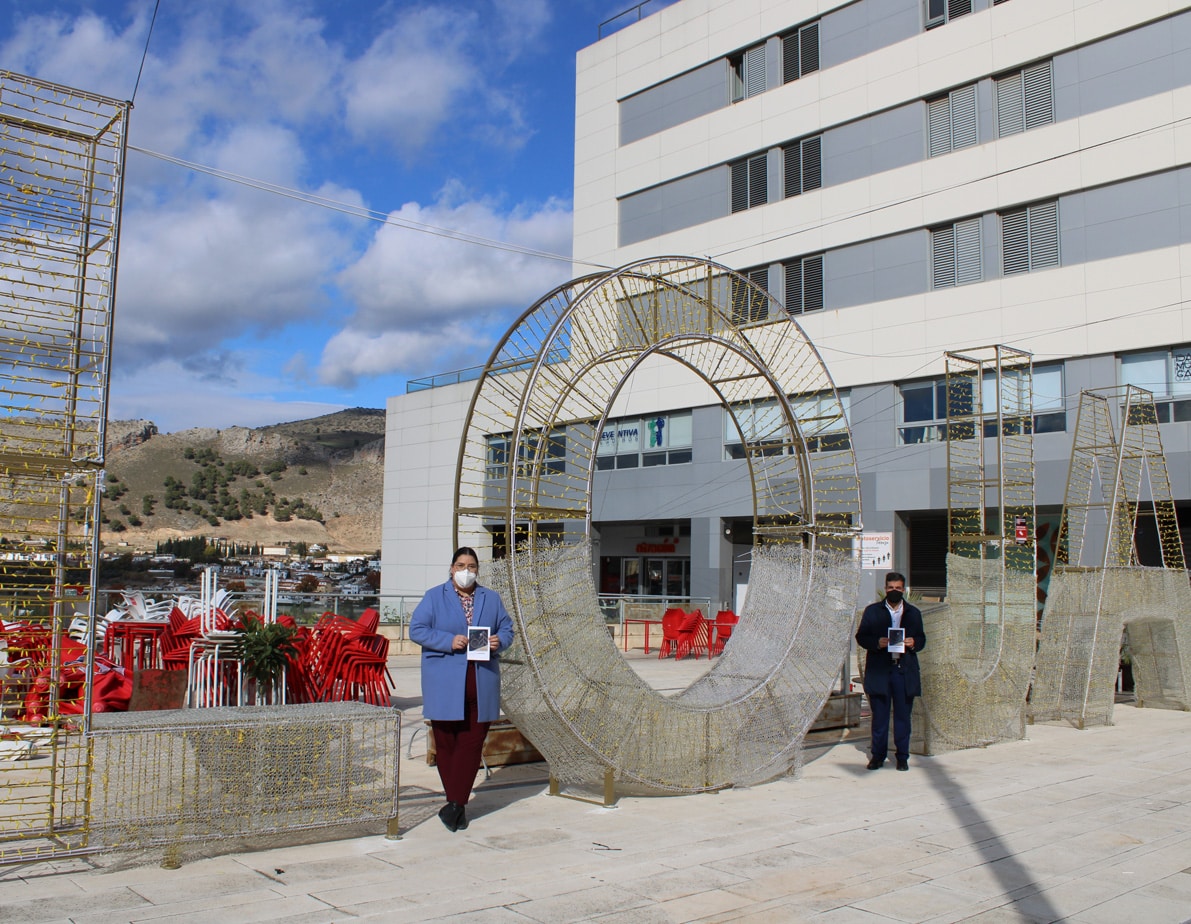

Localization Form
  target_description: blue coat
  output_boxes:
[855,600,927,699]
[409,581,515,722]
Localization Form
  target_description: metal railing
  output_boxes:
[598,0,665,38]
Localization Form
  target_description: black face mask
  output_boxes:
[884,589,904,605]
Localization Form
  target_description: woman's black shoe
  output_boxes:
[455,805,468,830]
[438,802,462,832]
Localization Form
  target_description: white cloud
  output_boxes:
[109,357,345,433]
[3,0,577,416]
[318,191,573,386]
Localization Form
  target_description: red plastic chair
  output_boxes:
[676,610,708,660]
[657,609,683,658]
[356,608,380,634]
[710,610,739,656]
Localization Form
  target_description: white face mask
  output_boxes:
[453,569,477,590]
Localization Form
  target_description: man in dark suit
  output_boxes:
[855,572,926,771]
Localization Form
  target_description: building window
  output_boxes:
[996,60,1053,137]
[782,22,819,83]
[927,84,977,157]
[730,153,768,213]
[783,255,824,314]
[731,267,770,323]
[725,392,850,459]
[730,43,766,102]
[597,412,693,470]
[1001,200,1059,275]
[486,430,565,479]
[925,0,972,29]
[899,365,1066,444]
[931,217,982,288]
[1120,347,1191,423]
[783,136,822,198]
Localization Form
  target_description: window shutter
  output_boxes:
[784,261,802,312]
[747,154,767,208]
[744,45,765,98]
[954,217,982,284]
[1001,208,1029,275]
[948,0,972,18]
[782,33,799,84]
[799,23,819,75]
[802,255,824,311]
[931,226,957,288]
[928,97,951,157]
[783,144,801,197]
[996,71,1024,137]
[1028,201,1059,270]
[1023,60,1054,130]
[801,136,822,191]
[747,267,769,321]
[731,160,749,213]
[730,275,749,321]
[950,85,977,149]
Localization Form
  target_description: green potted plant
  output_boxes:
[238,615,299,705]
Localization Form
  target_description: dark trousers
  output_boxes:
[431,662,490,805]
[869,664,914,762]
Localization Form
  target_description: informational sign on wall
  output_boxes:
[858,532,893,571]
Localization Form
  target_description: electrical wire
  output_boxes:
[127,144,611,270]
[131,0,161,105]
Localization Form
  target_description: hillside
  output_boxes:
[101,408,386,553]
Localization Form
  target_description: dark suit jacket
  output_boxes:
[855,599,926,699]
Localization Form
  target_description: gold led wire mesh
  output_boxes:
[457,257,863,792]
[1,71,128,864]
[1033,387,1191,725]
[89,704,400,863]
[915,347,1037,754]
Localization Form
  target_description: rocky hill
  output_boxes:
[101,408,385,554]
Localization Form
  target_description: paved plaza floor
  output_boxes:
[2,653,1191,923]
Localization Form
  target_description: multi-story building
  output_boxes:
[383,0,1191,606]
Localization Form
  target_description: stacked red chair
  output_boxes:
[675,609,709,660]
[710,610,739,656]
[657,608,684,658]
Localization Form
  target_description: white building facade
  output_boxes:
[383,0,1191,604]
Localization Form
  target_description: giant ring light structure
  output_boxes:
[454,257,863,792]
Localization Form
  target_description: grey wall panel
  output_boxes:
[619,59,728,146]
[1073,15,1183,116]
[825,104,922,187]
[1081,172,1184,263]
[873,233,928,300]
[827,231,927,310]
[821,0,920,70]
[618,166,729,246]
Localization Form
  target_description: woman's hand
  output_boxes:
[489,635,501,652]
[452,634,467,651]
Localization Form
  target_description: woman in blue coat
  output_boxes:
[409,546,514,832]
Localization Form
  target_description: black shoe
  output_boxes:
[896,758,909,771]
[455,805,468,830]
[866,757,884,770]
[438,802,461,832]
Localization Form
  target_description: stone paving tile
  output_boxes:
[498,884,650,924]
[615,865,749,903]
[852,881,990,923]
[1066,886,1191,924]
[0,887,150,924]
[73,893,337,924]
[653,886,755,922]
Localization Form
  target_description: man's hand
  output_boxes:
[905,638,915,650]
[878,637,888,648]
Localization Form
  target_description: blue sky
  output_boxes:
[1,0,673,432]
